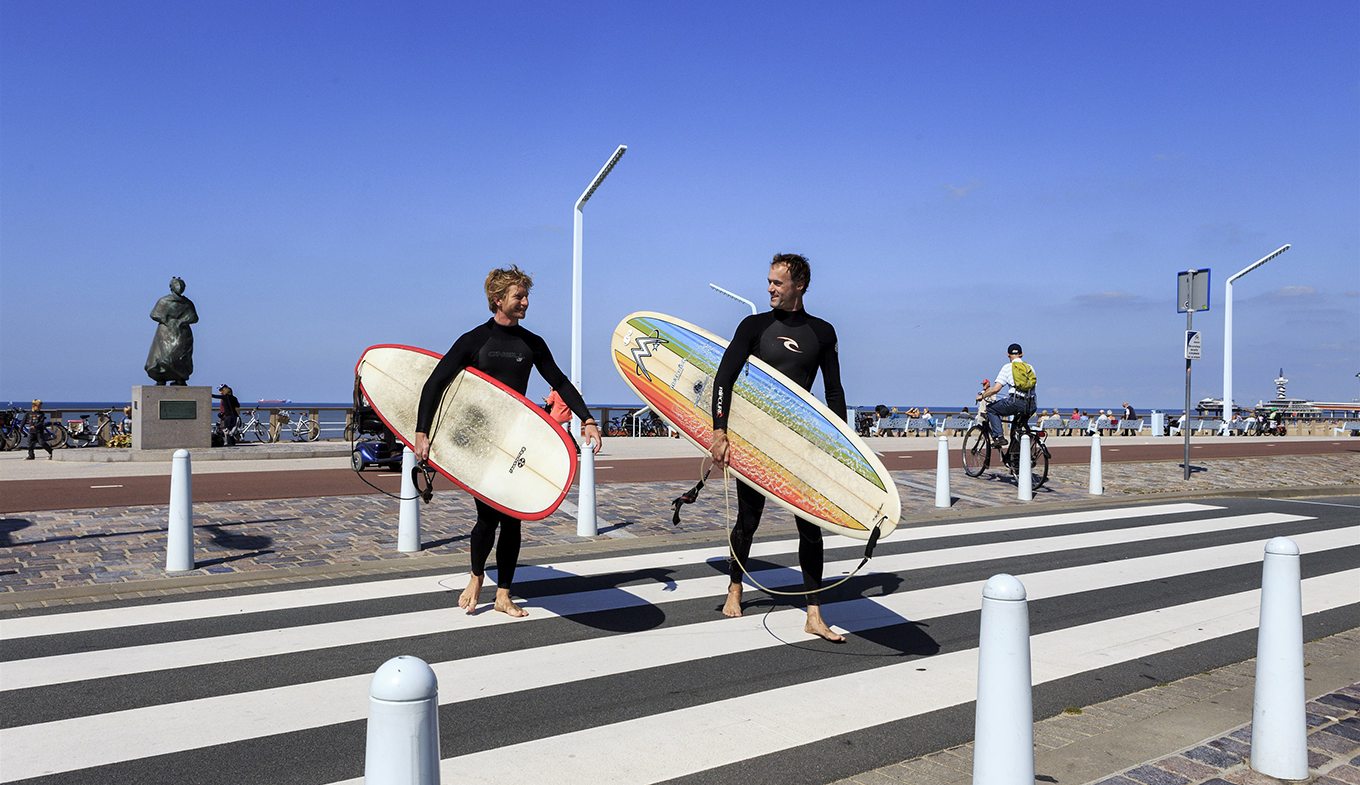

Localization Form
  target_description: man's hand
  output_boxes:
[582,420,601,454]
[710,429,729,468]
[413,432,430,462]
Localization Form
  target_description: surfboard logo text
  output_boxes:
[630,330,668,381]
[508,446,527,473]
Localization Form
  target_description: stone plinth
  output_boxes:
[132,385,212,451]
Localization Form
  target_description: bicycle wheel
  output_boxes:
[44,423,69,449]
[343,423,357,441]
[961,425,990,477]
[96,420,112,446]
[1031,438,1050,489]
[0,427,17,451]
[250,422,272,443]
[303,419,320,442]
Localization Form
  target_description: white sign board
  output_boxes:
[1185,330,1202,360]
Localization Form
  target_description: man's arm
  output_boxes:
[413,330,480,460]
[528,336,601,452]
[816,322,847,421]
[710,315,763,467]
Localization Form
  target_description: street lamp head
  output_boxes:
[577,145,628,210]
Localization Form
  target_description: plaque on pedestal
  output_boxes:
[132,386,212,451]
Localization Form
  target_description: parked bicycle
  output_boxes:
[0,408,25,451]
[229,408,272,443]
[277,410,321,442]
[961,389,1050,489]
[66,409,122,447]
[9,412,68,451]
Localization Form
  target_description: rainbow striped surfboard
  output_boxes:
[610,312,900,541]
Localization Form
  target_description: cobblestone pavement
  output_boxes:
[0,453,1354,602]
[833,629,1360,785]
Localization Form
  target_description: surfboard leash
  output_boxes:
[347,371,442,504]
[719,464,888,598]
[670,458,715,524]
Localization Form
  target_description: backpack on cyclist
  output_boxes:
[1011,361,1037,395]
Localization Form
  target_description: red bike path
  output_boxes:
[2,439,1354,514]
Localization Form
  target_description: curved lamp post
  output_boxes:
[708,283,757,315]
[1223,244,1289,421]
[572,145,626,537]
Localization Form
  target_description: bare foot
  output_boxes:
[722,583,743,618]
[804,607,846,642]
[458,573,483,614]
[493,589,528,618]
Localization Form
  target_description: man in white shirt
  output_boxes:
[975,343,1036,452]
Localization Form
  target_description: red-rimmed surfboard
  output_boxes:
[611,312,900,541]
[355,344,578,521]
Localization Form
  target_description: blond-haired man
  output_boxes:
[414,266,600,617]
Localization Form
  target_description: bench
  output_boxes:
[906,417,936,435]
[1118,418,1144,435]
[1333,421,1360,437]
[1196,419,1223,435]
[941,417,973,436]
[1038,417,1064,432]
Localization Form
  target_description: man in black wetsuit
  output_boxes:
[710,253,847,642]
[412,266,601,618]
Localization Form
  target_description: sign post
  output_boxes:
[1177,269,1210,480]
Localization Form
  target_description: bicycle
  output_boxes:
[230,409,272,443]
[10,413,68,451]
[66,409,120,447]
[0,409,24,451]
[961,394,1050,489]
[278,410,321,442]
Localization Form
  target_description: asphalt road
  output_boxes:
[3,495,1356,784]
[2,439,1355,514]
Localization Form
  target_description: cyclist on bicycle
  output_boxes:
[975,343,1037,453]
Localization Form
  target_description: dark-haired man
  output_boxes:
[710,253,847,642]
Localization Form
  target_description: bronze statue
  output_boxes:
[145,276,198,385]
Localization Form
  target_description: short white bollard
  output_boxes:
[935,434,951,508]
[1017,434,1032,501]
[1250,537,1307,780]
[1089,433,1103,495]
[577,440,597,537]
[365,655,441,785]
[166,449,194,572]
[398,447,422,553]
[973,574,1034,785]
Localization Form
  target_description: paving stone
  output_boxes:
[1324,722,1360,743]
[1152,755,1222,781]
[1311,730,1360,756]
[1123,763,1190,784]
[1184,745,1244,768]
[1321,763,1360,784]
[1210,737,1252,758]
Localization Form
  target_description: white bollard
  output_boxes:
[166,449,194,572]
[1018,434,1032,501]
[973,574,1034,785]
[398,447,422,552]
[1089,433,1103,495]
[365,655,440,785]
[1250,537,1307,780]
[935,434,951,508]
[577,439,597,537]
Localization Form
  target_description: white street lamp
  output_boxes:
[1223,244,1289,423]
[571,144,626,537]
[708,283,757,315]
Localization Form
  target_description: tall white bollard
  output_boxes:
[1089,433,1103,495]
[365,655,440,785]
[1017,434,1032,501]
[166,449,194,572]
[398,448,422,552]
[935,434,951,508]
[973,574,1034,785]
[577,440,597,537]
[1250,537,1307,780]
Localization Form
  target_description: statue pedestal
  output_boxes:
[132,386,212,451]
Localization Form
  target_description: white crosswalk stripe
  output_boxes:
[1,500,1356,784]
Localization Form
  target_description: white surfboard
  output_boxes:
[355,344,578,520]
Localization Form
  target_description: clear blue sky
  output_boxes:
[3,1,1357,410]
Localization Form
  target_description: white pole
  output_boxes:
[935,434,951,508]
[166,449,193,571]
[1017,434,1032,501]
[365,655,440,785]
[1089,433,1103,495]
[1250,536,1307,780]
[398,448,421,552]
[973,574,1034,785]
[571,144,626,539]
[1224,244,1290,421]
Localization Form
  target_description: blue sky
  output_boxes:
[3,1,1357,410]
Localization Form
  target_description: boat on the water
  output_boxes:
[1197,369,1359,419]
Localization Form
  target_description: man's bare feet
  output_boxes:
[722,582,743,617]
[804,606,846,642]
[493,588,528,618]
[458,573,483,614]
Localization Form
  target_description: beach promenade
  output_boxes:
[1,435,1357,784]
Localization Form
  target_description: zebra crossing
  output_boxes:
[2,498,1357,784]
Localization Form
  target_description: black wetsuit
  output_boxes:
[712,309,846,602]
[417,319,590,589]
